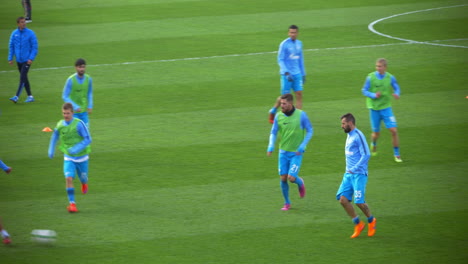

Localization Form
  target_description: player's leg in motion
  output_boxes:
[356,203,377,237]
[22,0,32,21]
[0,217,11,244]
[287,155,305,198]
[76,160,89,194]
[294,91,303,109]
[369,110,381,155]
[64,161,77,212]
[339,196,365,238]
[279,152,293,210]
[353,174,376,237]
[389,127,402,162]
[0,160,12,173]
[288,174,305,198]
[280,175,290,210]
[20,63,34,102]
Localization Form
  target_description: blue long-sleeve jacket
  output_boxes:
[8,27,38,63]
[278,38,306,76]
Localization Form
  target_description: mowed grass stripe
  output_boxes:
[2,88,468,160]
[3,209,467,264]
[4,0,443,25]
[0,89,466,159]
[1,161,466,246]
[3,36,465,88]
[0,1,457,47]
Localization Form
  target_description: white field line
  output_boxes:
[1,38,467,74]
[368,4,468,49]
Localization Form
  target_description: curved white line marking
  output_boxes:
[368,5,468,48]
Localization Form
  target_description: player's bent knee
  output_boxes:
[339,196,350,205]
[288,175,296,182]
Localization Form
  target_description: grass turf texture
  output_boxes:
[0,0,467,263]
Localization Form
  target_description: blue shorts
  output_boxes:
[281,74,303,94]
[74,112,89,128]
[64,159,88,184]
[278,151,303,177]
[336,173,368,204]
[369,107,397,132]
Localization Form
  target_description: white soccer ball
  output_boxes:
[31,229,57,244]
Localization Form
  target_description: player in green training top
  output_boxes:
[62,58,93,127]
[267,93,313,211]
[362,58,402,162]
[48,103,92,213]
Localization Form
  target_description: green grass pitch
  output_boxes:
[0,0,467,263]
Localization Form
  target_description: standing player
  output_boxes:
[8,16,38,103]
[268,25,306,123]
[267,93,313,211]
[62,58,93,127]
[362,58,402,162]
[48,103,92,213]
[337,113,376,238]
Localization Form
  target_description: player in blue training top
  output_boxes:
[362,58,402,162]
[336,113,377,238]
[62,58,93,127]
[268,25,306,123]
[48,103,92,213]
[267,93,313,211]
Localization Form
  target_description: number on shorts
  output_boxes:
[354,190,362,198]
[290,164,299,173]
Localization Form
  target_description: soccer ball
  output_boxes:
[31,229,57,244]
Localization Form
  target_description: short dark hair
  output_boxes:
[341,113,355,124]
[75,58,86,67]
[63,102,74,112]
[17,17,25,23]
[289,25,299,31]
[280,93,294,103]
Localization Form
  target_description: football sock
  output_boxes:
[280,180,290,205]
[66,188,75,203]
[294,176,303,187]
[371,141,376,147]
[0,160,8,171]
[393,147,400,156]
[352,216,360,225]
[269,107,277,114]
[1,229,10,238]
[368,216,374,223]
